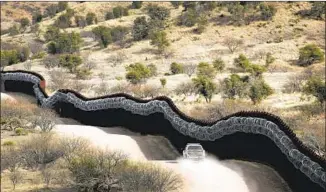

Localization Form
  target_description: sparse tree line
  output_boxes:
[1,99,183,191]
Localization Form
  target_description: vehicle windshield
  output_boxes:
[188,145,203,151]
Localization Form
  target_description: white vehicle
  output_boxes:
[183,143,206,161]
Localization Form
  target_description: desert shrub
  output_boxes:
[282,74,305,93]
[234,54,251,71]
[1,145,23,172]
[178,8,197,27]
[171,1,182,8]
[148,18,166,35]
[182,2,197,11]
[75,67,92,79]
[221,74,249,99]
[32,12,43,24]
[59,54,82,73]
[131,1,142,9]
[160,78,167,88]
[108,51,127,66]
[302,76,326,103]
[146,4,170,21]
[110,26,129,44]
[246,64,266,77]
[174,81,197,96]
[183,64,197,77]
[48,32,83,54]
[75,15,87,28]
[249,78,274,104]
[28,41,44,55]
[195,14,208,34]
[92,26,112,48]
[147,63,157,77]
[48,70,69,90]
[265,52,275,67]
[310,2,326,20]
[298,44,324,66]
[197,62,216,79]
[8,25,20,36]
[134,84,161,98]
[119,162,183,192]
[66,148,128,192]
[113,6,129,18]
[31,108,57,132]
[1,50,19,65]
[105,11,115,20]
[58,2,68,12]
[192,76,217,103]
[23,60,32,70]
[125,63,151,84]
[212,58,225,72]
[259,3,277,20]
[43,55,60,69]
[170,62,184,74]
[86,12,97,25]
[132,16,149,41]
[18,46,30,62]
[44,26,60,42]
[150,31,170,53]
[223,37,244,53]
[227,3,246,25]
[45,4,59,18]
[15,128,27,136]
[20,133,65,170]
[55,13,73,28]
[9,170,23,190]
[30,23,40,36]
[2,141,15,146]
[20,17,30,31]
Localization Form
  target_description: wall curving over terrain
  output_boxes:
[1,70,326,192]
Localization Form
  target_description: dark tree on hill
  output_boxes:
[132,16,149,41]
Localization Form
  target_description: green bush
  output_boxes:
[303,76,326,103]
[148,19,166,35]
[259,3,277,20]
[86,12,97,25]
[197,62,216,79]
[132,16,149,41]
[195,14,208,34]
[44,26,60,42]
[1,50,19,65]
[178,9,197,27]
[212,58,225,72]
[170,62,184,74]
[92,26,112,48]
[192,76,217,103]
[249,78,274,104]
[234,54,251,71]
[125,63,151,84]
[45,4,59,18]
[110,26,129,43]
[132,1,143,9]
[59,54,82,73]
[310,2,325,19]
[146,4,170,21]
[8,25,20,36]
[48,32,83,54]
[75,67,92,79]
[222,74,249,99]
[160,78,167,88]
[246,64,266,77]
[298,44,324,66]
[15,128,27,136]
[265,52,275,67]
[20,18,30,31]
[2,140,15,146]
[113,6,129,18]
[31,51,46,60]
[55,13,73,28]
[105,11,114,20]
[150,31,170,53]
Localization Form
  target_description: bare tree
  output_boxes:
[183,64,197,77]
[20,133,65,170]
[32,108,57,132]
[48,70,70,90]
[174,81,197,97]
[95,82,110,96]
[28,41,44,54]
[41,165,58,188]
[119,162,183,192]
[43,55,60,69]
[223,37,244,53]
[108,51,127,67]
[68,79,89,93]
[137,85,161,98]
[9,170,23,190]
[1,146,22,172]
